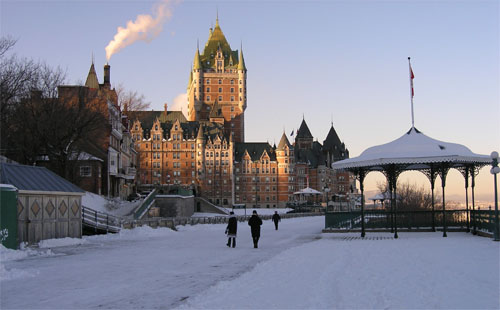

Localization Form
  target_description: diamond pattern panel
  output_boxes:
[59,200,67,216]
[31,200,40,217]
[46,201,55,216]
[71,201,79,216]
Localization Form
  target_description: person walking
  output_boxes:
[248,210,262,248]
[225,211,237,248]
[272,211,281,230]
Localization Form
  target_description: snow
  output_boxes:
[333,127,490,169]
[1,216,499,309]
[82,191,141,218]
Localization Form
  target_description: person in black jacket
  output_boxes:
[225,211,237,248]
[248,210,263,248]
[272,211,281,230]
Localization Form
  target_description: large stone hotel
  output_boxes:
[128,18,353,208]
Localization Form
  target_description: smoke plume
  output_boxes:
[105,0,176,61]
[170,93,188,117]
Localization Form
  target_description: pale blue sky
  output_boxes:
[1,0,498,203]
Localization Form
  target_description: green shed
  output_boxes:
[0,184,18,249]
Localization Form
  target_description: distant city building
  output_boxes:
[129,18,354,208]
[33,63,138,199]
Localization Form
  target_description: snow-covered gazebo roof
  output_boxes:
[332,127,490,171]
[330,126,490,239]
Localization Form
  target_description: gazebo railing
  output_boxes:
[473,207,495,234]
[325,209,472,231]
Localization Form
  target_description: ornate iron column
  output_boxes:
[422,166,438,232]
[471,167,478,235]
[458,166,470,232]
[384,164,401,239]
[438,164,450,237]
[358,169,367,238]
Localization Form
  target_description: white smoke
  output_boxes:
[105,0,177,61]
[170,93,188,117]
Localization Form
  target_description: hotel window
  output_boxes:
[239,88,242,93]
[219,96,222,101]
[231,80,234,85]
[230,96,234,102]
[230,87,234,93]
[218,79,222,84]
[207,87,210,92]
[206,79,210,84]
[218,87,222,92]
[207,96,210,101]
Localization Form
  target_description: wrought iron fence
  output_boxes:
[324,209,483,231]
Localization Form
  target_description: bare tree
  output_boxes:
[1,37,108,181]
[376,180,436,211]
[115,83,150,113]
[0,36,16,58]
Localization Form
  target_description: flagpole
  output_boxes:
[408,57,415,128]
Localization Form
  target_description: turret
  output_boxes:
[238,47,247,111]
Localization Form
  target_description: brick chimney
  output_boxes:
[104,64,110,88]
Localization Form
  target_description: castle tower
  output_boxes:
[187,17,247,143]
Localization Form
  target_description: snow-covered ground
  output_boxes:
[82,192,142,218]
[1,216,498,309]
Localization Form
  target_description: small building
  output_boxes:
[0,163,84,247]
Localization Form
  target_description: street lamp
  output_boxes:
[324,186,330,211]
[490,151,499,241]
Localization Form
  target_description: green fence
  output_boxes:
[325,209,472,231]
[472,207,495,233]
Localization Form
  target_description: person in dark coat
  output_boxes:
[225,212,237,248]
[248,210,263,248]
[272,211,281,230]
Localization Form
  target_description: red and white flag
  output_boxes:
[410,63,415,97]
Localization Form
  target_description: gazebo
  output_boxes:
[331,127,490,238]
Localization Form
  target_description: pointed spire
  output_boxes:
[215,8,219,28]
[196,124,205,140]
[277,132,291,150]
[296,118,313,139]
[85,62,99,89]
[238,43,246,71]
[193,46,202,70]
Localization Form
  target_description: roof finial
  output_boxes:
[91,52,94,65]
[216,7,219,27]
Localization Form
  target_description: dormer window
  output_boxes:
[155,125,158,130]
[175,125,178,130]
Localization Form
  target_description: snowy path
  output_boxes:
[1,216,499,309]
[1,216,323,309]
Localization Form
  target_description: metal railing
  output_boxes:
[472,207,495,234]
[133,189,157,219]
[123,212,321,230]
[82,206,122,234]
[325,209,470,231]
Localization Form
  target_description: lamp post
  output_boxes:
[324,186,330,211]
[490,151,499,241]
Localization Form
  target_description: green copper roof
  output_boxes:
[238,49,246,71]
[193,48,202,70]
[200,19,243,70]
